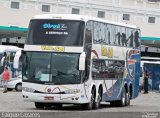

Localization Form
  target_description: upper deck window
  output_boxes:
[27,20,85,46]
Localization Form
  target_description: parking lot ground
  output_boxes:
[0,88,160,112]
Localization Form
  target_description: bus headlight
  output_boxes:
[65,89,80,94]
[22,87,35,93]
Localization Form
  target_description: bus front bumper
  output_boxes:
[22,91,88,104]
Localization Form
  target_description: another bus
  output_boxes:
[22,14,141,110]
[140,57,160,91]
[0,45,22,87]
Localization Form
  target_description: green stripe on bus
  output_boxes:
[0,26,28,31]
[141,37,160,41]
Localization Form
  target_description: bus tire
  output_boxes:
[110,101,116,107]
[53,103,63,109]
[45,103,53,108]
[15,83,22,91]
[125,91,130,106]
[35,102,45,109]
[117,88,126,107]
[94,87,102,109]
[84,88,95,110]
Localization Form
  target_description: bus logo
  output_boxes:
[43,23,60,29]
[43,23,67,29]
[101,46,113,58]
[47,88,52,93]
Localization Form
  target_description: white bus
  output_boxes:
[0,45,22,87]
[22,14,141,110]
[0,45,22,75]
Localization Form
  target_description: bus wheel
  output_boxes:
[110,101,116,107]
[125,91,130,106]
[117,88,126,107]
[35,102,45,109]
[15,83,22,91]
[84,89,95,110]
[94,88,102,109]
[53,103,63,109]
[45,103,53,108]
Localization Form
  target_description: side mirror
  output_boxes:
[79,52,86,71]
[13,49,22,69]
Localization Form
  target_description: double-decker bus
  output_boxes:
[22,14,141,110]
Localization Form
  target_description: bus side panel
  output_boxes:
[132,61,140,98]
[126,49,140,99]
[102,79,123,102]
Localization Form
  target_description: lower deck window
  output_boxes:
[92,59,125,79]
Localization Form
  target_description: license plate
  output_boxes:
[44,96,54,100]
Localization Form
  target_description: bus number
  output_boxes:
[55,47,65,52]
[101,46,113,58]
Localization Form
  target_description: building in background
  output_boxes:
[0,0,160,47]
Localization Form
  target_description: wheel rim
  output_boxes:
[127,93,130,105]
[122,92,125,105]
[96,94,101,107]
[91,94,94,104]
[98,94,101,102]
[17,84,22,91]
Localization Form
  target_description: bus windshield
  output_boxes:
[22,52,81,85]
[27,20,85,46]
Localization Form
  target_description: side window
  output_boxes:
[92,59,125,79]
[114,26,122,46]
[85,21,93,45]
[134,30,140,48]
[84,21,93,79]
[92,60,106,79]
[126,28,134,47]
[121,27,127,47]
[93,21,113,44]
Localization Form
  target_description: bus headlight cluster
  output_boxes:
[22,87,35,93]
[65,89,80,94]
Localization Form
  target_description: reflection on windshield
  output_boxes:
[23,52,80,85]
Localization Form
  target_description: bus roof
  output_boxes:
[32,14,138,29]
[141,56,160,60]
[141,61,160,66]
[0,45,20,53]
